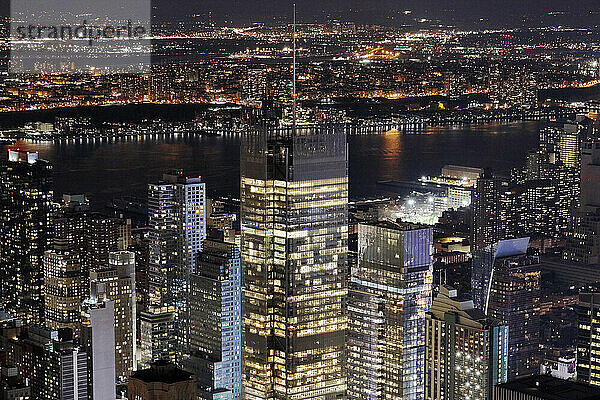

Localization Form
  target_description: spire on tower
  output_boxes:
[292,3,297,134]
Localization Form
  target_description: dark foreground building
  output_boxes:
[494,375,600,400]
[128,361,196,400]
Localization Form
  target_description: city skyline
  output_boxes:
[1,3,600,400]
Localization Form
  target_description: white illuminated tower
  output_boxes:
[147,170,206,362]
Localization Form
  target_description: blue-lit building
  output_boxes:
[147,170,207,362]
[348,221,433,400]
[185,239,241,400]
[472,238,541,380]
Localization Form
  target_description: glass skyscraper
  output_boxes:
[241,126,348,400]
[347,221,433,400]
[147,170,207,362]
[472,238,541,380]
[187,239,242,399]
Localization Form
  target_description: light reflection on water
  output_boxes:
[4,121,540,209]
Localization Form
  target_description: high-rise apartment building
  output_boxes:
[53,210,121,296]
[512,121,582,237]
[186,239,241,399]
[471,172,504,251]
[148,171,206,358]
[81,286,116,400]
[0,150,52,324]
[43,239,86,338]
[425,285,508,400]
[241,126,348,400]
[472,238,541,380]
[347,221,433,400]
[89,251,136,382]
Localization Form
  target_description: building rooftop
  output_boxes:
[496,375,600,400]
[131,361,193,385]
[366,220,430,232]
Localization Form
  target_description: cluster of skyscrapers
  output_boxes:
[3,112,600,400]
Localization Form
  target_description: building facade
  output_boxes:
[347,221,433,400]
[81,287,116,400]
[472,238,541,380]
[471,172,504,251]
[576,292,600,387]
[187,239,241,399]
[147,171,206,358]
[0,150,52,324]
[425,286,508,400]
[90,251,137,382]
[1,325,88,400]
[128,361,196,400]
[241,126,348,400]
[43,239,86,338]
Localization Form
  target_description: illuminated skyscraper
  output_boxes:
[472,238,541,380]
[148,171,206,361]
[241,126,348,400]
[90,251,137,382]
[512,121,582,237]
[0,149,52,324]
[425,285,508,400]
[471,172,504,251]
[43,239,86,338]
[186,239,241,399]
[347,221,433,400]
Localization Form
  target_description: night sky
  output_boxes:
[154,0,600,27]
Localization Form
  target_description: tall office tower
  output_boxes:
[89,251,136,382]
[186,239,241,399]
[471,171,504,251]
[81,286,117,400]
[130,231,150,312]
[472,238,541,380]
[425,285,508,400]
[0,325,88,400]
[564,140,600,263]
[148,171,206,356]
[347,221,433,400]
[43,238,86,338]
[241,126,348,400]
[0,149,52,324]
[576,292,600,386]
[118,218,133,250]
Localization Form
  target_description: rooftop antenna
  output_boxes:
[292,3,297,134]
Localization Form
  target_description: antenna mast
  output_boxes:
[292,3,297,133]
